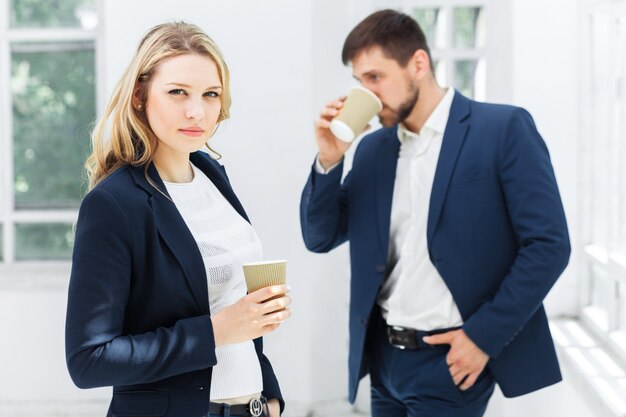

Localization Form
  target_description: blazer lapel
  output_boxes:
[190,152,250,223]
[427,91,471,248]
[376,127,400,259]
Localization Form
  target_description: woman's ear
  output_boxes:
[132,83,144,110]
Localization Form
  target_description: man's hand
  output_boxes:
[423,329,489,391]
[315,97,352,169]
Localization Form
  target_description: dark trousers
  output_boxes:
[367,310,496,417]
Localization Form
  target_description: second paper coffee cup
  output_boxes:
[329,86,382,142]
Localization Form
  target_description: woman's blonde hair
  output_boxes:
[85,21,230,190]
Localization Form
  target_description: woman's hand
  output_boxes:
[315,97,352,169]
[266,398,280,417]
[211,285,291,346]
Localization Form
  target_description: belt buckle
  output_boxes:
[248,398,263,417]
[387,326,420,350]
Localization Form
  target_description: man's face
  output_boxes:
[351,46,419,128]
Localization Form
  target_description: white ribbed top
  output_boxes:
[164,163,263,400]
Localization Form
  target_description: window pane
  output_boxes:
[10,0,97,29]
[453,7,485,48]
[15,223,74,260]
[590,14,611,247]
[617,16,626,252]
[454,60,478,98]
[590,264,619,330]
[413,8,446,48]
[12,43,94,209]
[434,60,447,86]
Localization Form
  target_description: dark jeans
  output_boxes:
[368,311,495,417]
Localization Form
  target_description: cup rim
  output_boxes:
[242,259,286,266]
[351,85,383,109]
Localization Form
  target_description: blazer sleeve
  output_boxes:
[462,108,571,359]
[65,187,218,389]
[300,158,350,253]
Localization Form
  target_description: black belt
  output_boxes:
[209,397,266,417]
[386,324,462,350]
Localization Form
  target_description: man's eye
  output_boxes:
[168,89,186,95]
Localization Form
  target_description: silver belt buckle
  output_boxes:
[249,398,263,417]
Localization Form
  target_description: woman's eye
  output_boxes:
[168,89,186,95]
[204,91,219,98]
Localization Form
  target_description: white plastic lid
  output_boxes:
[329,119,356,142]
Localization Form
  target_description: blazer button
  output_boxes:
[196,386,205,391]
[375,265,385,273]
[360,318,367,328]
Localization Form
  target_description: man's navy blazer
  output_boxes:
[66,151,283,417]
[300,91,571,403]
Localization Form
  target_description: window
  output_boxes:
[581,0,626,371]
[383,1,487,100]
[0,0,97,270]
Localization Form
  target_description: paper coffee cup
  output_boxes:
[242,260,286,293]
[329,86,382,142]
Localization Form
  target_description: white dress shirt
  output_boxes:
[316,87,463,331]
[377,87,463,331]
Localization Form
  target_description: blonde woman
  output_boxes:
[65,22,290,417]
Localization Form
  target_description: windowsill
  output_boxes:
[0,262,71,291]
[550,316,626,417]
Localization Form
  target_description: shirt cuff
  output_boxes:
[314,155,342,174]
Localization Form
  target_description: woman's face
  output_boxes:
[143,54,222,156]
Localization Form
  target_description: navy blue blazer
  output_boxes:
[66,151,284,417]
[300,91,571,402]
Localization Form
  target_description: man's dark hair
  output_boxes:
[342,9,432,68]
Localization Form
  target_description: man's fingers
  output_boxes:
[453,370,468,386]
[459,372,479,390]
[424,331,455,345]
[316,118,331,129]
[321,106,340,118]
[448,364,463,379]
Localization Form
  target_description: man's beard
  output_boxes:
[378,81,419,127]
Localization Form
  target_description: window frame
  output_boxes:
[375,0,490,101]
[0,0,101,285]
[580,0,626,367]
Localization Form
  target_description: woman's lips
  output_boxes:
[179,128,205,137]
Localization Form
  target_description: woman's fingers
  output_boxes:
[261,307,292,325]
[247,285,289,303]
[261,295,291,314]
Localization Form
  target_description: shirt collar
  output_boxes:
[397,87,455,143]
